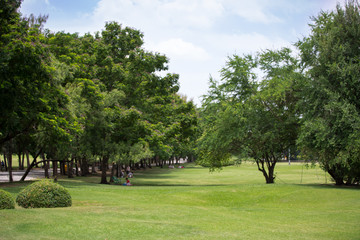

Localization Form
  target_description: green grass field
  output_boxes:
[1,162,359,240]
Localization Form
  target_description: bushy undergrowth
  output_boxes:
[0,189,15,210]
[16,180,72,208]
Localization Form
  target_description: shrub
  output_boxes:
[0,189,15,210]
[16,180,72,208]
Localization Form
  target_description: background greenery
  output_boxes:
[1,163,359,240]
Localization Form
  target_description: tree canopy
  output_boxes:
[198,0,360,185]
[296,0,360,185]
[0,0,198,183]
[1,0,359,186]
[198,48,302,183]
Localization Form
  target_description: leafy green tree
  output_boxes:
[0,1,67,145]
[198,48,301,183]
[1,0,198,184]
[296,0,360,185]
[0,1,72,182]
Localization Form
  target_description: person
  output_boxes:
[126,165,131,175]
[123,177,131,186]
[1,161,4,171]
[127,171,133,178]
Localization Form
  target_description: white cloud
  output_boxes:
[157,0,224,28]
[232,32,289,51]
[205,32,290,60]
[149,38,211,61]
[224,0,282,23]
[20,0,340,106]
[20,0,52,15]
[92,0,224,31]
[88,0,291,106]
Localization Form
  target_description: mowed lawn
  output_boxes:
[1,162,359,240]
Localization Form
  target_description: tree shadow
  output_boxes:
[294,183,360,191]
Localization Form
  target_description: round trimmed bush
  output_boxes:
[16,180,72,208]
[0,189,15,210]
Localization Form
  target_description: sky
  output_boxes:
[20,0,340,106]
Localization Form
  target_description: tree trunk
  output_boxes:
[62,160,66,175]
[17,152,21,170]
[266,170,275,184]
[256,157,276,184]
[100,156,109,184]
[45,160,50,178]
[53,160,58,181]
[26,150,30,168]
[0,155,3,171]
[7,152,13,182]
[21,159,36,181]
[41,154,49,178]
[67,158,74,178]
[80,158,89,176]
[115,164,119,177]
[3,153,8,171]
[110,162,115,183]
[21,150,41,181]
[135,162,140,170]
[75,158,79,176]
[267,160,276,184]
[18,151,24,170]
[327,169,344,185]
[91,162,97,174]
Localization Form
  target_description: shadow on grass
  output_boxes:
[296,183,360,191]
[3,162,359,191]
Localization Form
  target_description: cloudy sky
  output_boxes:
[20,0,339,106]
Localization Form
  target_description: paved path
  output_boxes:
[0,169,52,183]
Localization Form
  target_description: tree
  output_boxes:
[0,1,72,182]
[0,0,22,37]
[198,48,301,183]
[0,1,66,145]
[1,1,198,183]
[296,0,360,185]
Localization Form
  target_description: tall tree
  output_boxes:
[0,1,65,145]
[296,0,360,185]
[1,0,198,183]
[198,48,301,183]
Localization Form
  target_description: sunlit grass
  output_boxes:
[1,162,359,240]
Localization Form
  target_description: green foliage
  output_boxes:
[198,48,301,183]
[16,179,72,208]
[296,0,360,185]
[0,0,21,37]
[0,189,15,209]
[1,1,198,185]
[0,5,68,145]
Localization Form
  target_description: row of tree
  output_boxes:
[197,0,360,185]
[2,0,359,186]
[0,0,198,183]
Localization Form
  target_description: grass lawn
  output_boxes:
[0,162,359,240]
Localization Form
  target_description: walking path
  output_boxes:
[0,169,51,183]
